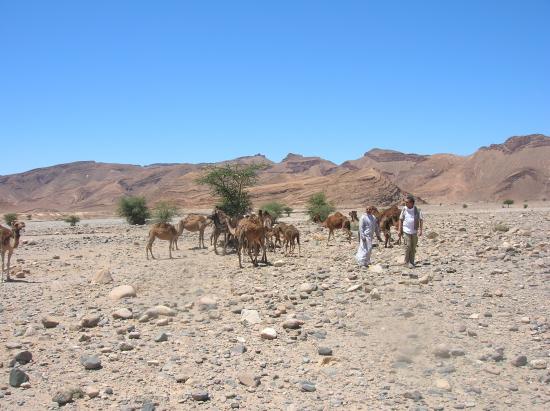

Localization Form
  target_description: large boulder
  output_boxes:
[109,285,136,300]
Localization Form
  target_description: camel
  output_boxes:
[1,221,25,283]
[174,214,212,250]
[235,215,268,268]
[209,209,238,255]
[282,224,300,256]
[378,205,402,247]
[145,222,178,259]
[349,211,359,222]
[324,212,352,244]
[271,222,289,249]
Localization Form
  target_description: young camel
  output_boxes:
[174,214,212,250]
[234,215,268,268]
[1,221,25,283]
[145,222,178,260]
[323,212,352,245]
[282,224,301,256]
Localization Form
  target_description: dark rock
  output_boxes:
[318,347,333,356]
[191,390,209,401]
[9,368,29,387]
[80,355,102,370]
[14,351,32,365]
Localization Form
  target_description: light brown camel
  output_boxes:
[146,222,178,260]
[324,212,351,244]
[210,209,240,255]
[1,221,25,283]
[282,224,300,256]
[271,222,289,250]
[174,214,212,250]
[235,215,267,268]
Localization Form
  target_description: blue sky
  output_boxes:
[1,0,549,175]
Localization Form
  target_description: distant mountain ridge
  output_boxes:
[0,134,548,213]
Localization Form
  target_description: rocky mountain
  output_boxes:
[0,134,548,213]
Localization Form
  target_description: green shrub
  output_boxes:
[306,192,335,222]
[503,199,514,208]
[493,223,509,232]
[117,196,150,225]
[197,163,266,217]
[63,215,80,226]
[283,206,293,217]
[523,204,528,209]
[3,213,18,226]
[26,214,32,220]
[462,204,468,209]
[260,202,284,221]
[152,201,178,224]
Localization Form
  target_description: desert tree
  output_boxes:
[117,196,151,225]
[197,163,266,217]
[306,192,335,222]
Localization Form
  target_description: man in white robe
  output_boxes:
[356,205,382,267]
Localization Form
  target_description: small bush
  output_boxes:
[283,206,293,217]
[493,223,509,232]
[523,204,528,209]
[503,199,514,208]
[306,192,335,222]
[152,201,178,224]
[64,215,80,227]
[3,213,18,226]
[462,204,468,209]
[260,202,284,221]
[117,196,150,225]
[26,214,32,220]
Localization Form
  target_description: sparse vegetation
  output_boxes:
[306,192,335,222]
[26,214,32,220]
[503,199,514,208]
[197,163,266,217]
[260,201,284,221]
[3,213,18,226]
[462,204,468,209]
[152,201,178,224]
[493,222,510,232]
[117,196,151,225]
[283,206,293,217]
[523,204,528,209]
[63,215,80,227]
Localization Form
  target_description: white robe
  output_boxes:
[355,213,380,266]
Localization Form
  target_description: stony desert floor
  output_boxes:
[1,206,549,410]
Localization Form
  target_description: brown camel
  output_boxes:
[210,209,240,255]
[174,214,212,250]
[271,222,289,249]
[349,211,359,222]
[1,221,25,283]
[235,215,267,268]
[324,212,351,244]
[378,205,402,247]
[146,222,178,260]
[282,224,300,256]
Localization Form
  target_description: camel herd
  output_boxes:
[0,203,404,281]
[144,203,404,268]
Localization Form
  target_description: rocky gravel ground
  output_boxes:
[1,207,549,410]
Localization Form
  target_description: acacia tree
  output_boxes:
[197,163,266,217]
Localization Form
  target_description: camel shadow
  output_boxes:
[2,278,41,284]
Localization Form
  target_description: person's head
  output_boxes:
[405,195,415,209]
[365,205,375,214]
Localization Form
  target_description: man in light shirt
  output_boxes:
[398,195,424,268]
[355,205,383,267]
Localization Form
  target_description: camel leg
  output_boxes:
[1,249,4,283]
[168,240,173,259]
[326,229,332,245]
[6,250,12,282]
[297,237,301,257]
[146,238,155,259]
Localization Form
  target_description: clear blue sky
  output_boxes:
[1,0,549,175]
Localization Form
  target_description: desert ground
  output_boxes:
[1,205,549,410]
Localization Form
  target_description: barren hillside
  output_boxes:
[0,135,548,213]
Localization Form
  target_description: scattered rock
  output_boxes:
[41,316,59,328]
[241,309,261,325]
[433,344,451,359]
[237,373,260,387]
[112,308,133,320]
[197,296,218,311]
[109,285,136,300]
[191,390,209,401]
[511,355,527,367]
[9,369,29,387]
[260,328,277,340]
[91,269,113,284]
[14,351,32,365]
[80,314,101,328]
[318,347,333,356]
[155,332,168,342]
[80,355,102,370]
[282,319,303,329]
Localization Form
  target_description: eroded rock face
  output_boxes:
[1,208,549,409]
